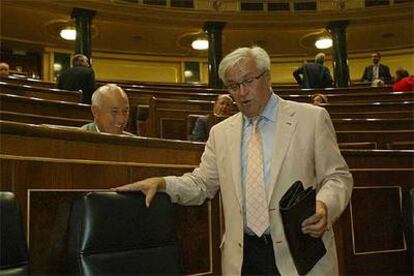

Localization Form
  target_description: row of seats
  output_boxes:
[0,192,183,276]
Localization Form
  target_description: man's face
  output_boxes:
[78,56,90,67]
[224,58,271,118]
[93,90,130,134]
[312,95,324,105]
[372,54,380,65]
[0,64,10,77]
[214,96,233,116]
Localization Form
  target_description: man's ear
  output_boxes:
[91,105,98,117]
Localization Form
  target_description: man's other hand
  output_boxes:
[301,200,328,238]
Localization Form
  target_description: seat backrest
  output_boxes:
[0,192,30,276]
[67,191,183,276]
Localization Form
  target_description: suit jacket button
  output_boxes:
[238,243,242,248]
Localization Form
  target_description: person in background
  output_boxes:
[81,84,135,136]
[191,94,233,141]
[293,53,333,89]
[0,62,10,77]
[361,52,392,85]
[114,46,353,275]
[311,93,328,106]
[57,54,96,104]
[393,69,414,92]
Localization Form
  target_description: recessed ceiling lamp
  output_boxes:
[53,63,62,72]
[60,27,76,40]
[315,38,333,49]
[191,39,208,50]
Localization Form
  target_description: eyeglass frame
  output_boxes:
[225,70,268,93]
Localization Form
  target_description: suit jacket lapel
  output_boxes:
[268,97,297,203]
[226,113,243,210]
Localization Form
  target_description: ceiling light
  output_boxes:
[60,27,76,40]
[191,39,208,50]
[53,63,62,71]
[315,38,333,49]
[184,70,193,78]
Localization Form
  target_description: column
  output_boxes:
[203,21,226,88]
[326,20,350,87]
[71,8,96,62]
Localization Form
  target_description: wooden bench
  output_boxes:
[337,130,414,150]
[282,91,413,104]
[329,110,414,119]
[323,101,414,113]
[144,98,413,139]
[275,85,393,95]
[0,81,82,102]
[0,93,92,120]
[0,93,138,134]
[0,111,91,127]
[0,121,411,275]
[0,75,55,88]
[0,155,220,276]
[332,118,414,131]
[0,120,204,164]
[145,97,214,139]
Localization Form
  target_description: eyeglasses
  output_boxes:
[226,71,267,93]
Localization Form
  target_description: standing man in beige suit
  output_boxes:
[115,46,353,275]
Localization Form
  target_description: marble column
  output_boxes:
[203,21,226,88]
[71,8,96,63]
[326,20,350,87]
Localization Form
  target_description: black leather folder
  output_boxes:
[279,181,327,275]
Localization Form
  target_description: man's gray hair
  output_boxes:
[91,84,125,107]
[218,46,271,82]
[315,53,325,64]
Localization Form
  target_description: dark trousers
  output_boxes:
[241,234,281,276]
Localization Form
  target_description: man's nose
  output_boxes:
[238,84,249,96]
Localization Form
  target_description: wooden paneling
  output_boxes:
[1,113,412,275]
[0,121,204,164]
[146,97,214,139]
[0,81,81,102]
[0,156,219,275]
[337,170,413,275]
[0,93,92,120]
[0,111,91,127]
[332,118,414,131]
[337,130,414,150]
[324,101,414,113]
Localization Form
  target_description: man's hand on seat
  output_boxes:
[112,177,166,207]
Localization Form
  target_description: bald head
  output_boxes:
[91,84,130,134]
[0,62,10,77]
[72,54,90,67]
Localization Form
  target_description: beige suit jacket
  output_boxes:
[165,96,353,275]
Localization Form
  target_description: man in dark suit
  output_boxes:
[293,53,333,89]
[361,52,392,84]
[57,54,96,104]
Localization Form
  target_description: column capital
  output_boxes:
[203,21,226,33]
[71,8,96,19]
[326,20,350,31]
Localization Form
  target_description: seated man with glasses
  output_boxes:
[114,46,352,276]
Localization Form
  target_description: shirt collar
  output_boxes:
[94,122,101,133]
